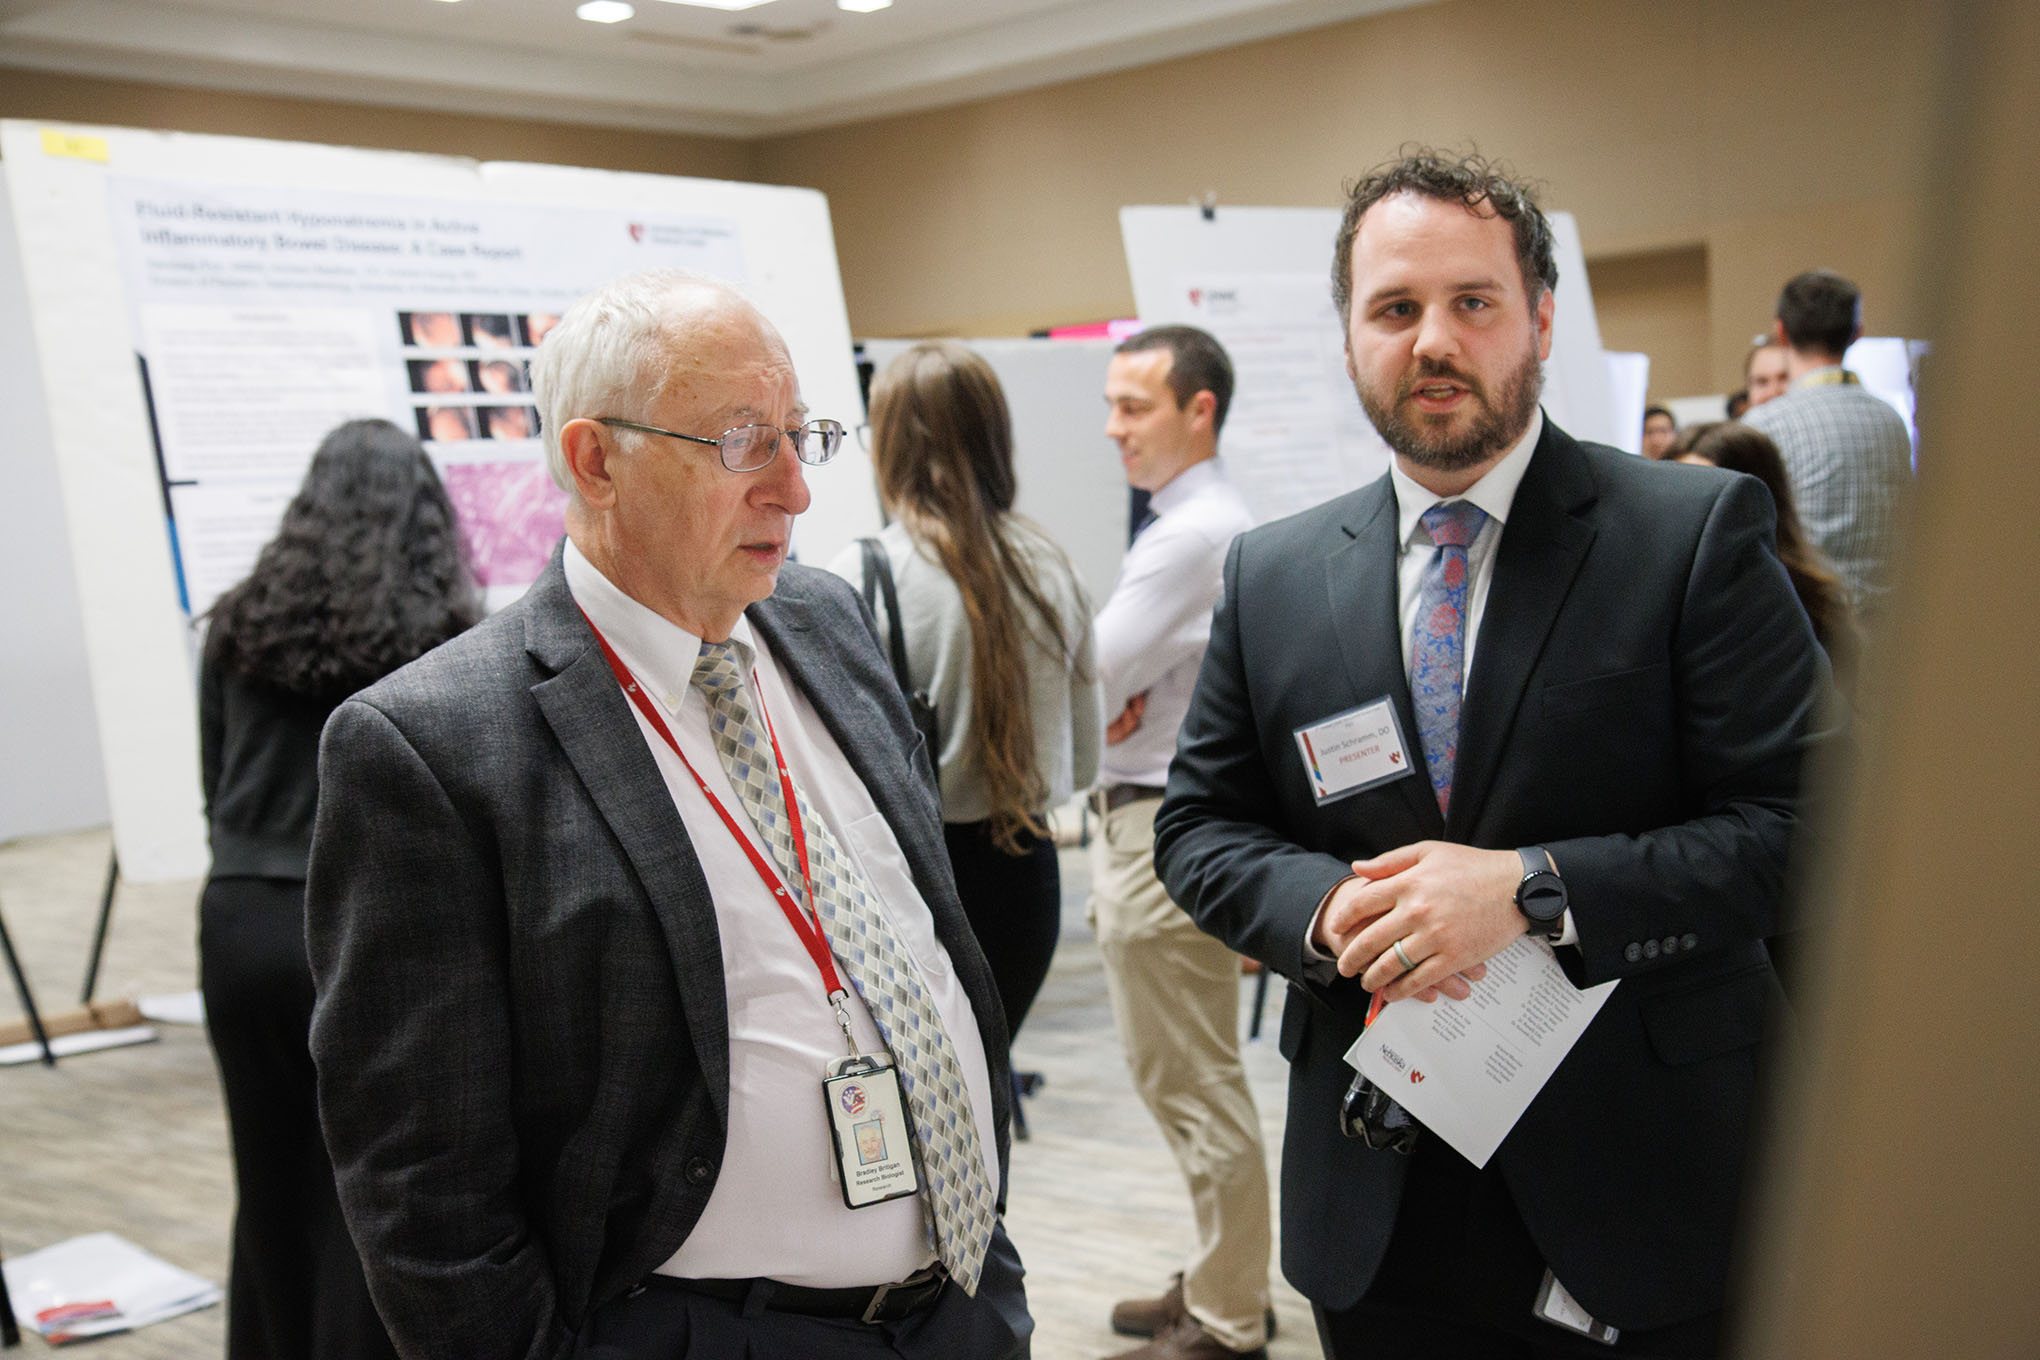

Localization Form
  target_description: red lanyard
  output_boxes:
[579,610,849,1003]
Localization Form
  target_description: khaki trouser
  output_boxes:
[1089,792,1272,1351]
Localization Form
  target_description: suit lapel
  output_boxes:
[520,551,734,1126]
[1327,477,1445,840]
[1448,423,1599,839]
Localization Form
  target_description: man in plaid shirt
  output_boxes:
[1743,270,1914,625]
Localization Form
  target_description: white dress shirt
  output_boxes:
[1093,458,1255,787]
[562,540,999,1288]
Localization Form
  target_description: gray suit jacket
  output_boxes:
[1155,420,1828,1329]
[306,548,1013,1360]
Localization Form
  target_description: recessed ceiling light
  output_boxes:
[838,0,892,10]
[578,0,634,20]
[652,0,780,10]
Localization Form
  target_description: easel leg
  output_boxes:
[79,851,118,1007]
[0,901,56,1068]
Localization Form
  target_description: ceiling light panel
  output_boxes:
[577,0,634,21]
[653,0,781,10]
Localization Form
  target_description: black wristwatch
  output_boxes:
[1515,846,1568,940]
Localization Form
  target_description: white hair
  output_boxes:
[529,268,762,493]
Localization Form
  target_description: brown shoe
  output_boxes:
[1109,1274,1185,1337]
[1109,1275,1276,1342]
[1103,1312,1268,1360]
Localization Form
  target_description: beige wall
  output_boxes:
[757,0,1947,397]
[1589,245,1711,401]
[0,69,758,182]
[4,0,1948,398]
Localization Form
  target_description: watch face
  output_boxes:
[1518,872,1567,923]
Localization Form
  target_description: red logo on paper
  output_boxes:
[1389,752,1402,764]
[1188,288,1202,307]
[1409,1070,1426,1084]
[628,223,646,243]
[839,1083,867,1115]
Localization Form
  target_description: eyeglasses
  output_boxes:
[593,416,846,472]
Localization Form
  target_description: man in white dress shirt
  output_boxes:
[306,269,1030,1360]
[1091,326,1271,1360]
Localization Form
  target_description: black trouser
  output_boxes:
[942,821,1060,1041]
[199,875,397,1360]
[575,1224,1032,1358]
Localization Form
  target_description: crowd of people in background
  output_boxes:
[1636,267,1915,693]
[189,152,1909,1360]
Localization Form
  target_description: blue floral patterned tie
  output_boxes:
[1411,501,1488,814]
[691,639,995,1292]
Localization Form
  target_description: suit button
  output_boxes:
[1624,942,1642,963]
[1643,939,1660,960]
[1681,933,1699,951]
[1662,936,1680,955]
[685,1157,715,1186]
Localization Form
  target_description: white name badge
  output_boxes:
[822,1053,921,1210]
[1293,697,1415,804]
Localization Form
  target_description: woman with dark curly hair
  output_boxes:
[197,418,478,1360]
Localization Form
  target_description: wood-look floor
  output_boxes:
[0,828,1321,1358]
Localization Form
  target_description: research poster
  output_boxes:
[1172,271,1393,524]
[105,178,748,614]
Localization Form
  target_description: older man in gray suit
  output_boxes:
[306,269,1031,1360]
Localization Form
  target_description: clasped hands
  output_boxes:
[1312,841,1527,1004]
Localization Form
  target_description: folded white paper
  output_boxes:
[1345,935,1618,1167]
[3,1231,220,1344]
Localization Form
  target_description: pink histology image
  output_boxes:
[442,460,568,588]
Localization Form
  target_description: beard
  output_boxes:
[1358,345,1544,472]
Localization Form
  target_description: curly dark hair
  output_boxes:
[203,418,480,701]
[1331,147,1558,325]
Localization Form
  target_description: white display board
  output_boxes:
[860,336,1125,609]
[2,120,876,880]
[1121,204,1623,526]
[0,167,110,840]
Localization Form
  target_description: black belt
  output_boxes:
[1097,783,1166,814]
[645,1264,946,1325]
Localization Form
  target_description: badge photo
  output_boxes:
[822,1054,920,1210]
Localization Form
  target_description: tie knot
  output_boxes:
[691,639,749,697]
[1422,500,1487,549]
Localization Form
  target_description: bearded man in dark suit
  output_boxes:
[1154,152,1828,1359]
[307,269,1030,1360]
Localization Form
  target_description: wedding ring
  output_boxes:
[1392,937,1418,974]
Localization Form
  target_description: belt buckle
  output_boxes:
[860,1265,940,1324]
[859,1280,897,1325]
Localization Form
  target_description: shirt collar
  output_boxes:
[1390,407,1545,548]
[563,535,757,711]
[1148,455,1225,516]
[1793,364,1858,389]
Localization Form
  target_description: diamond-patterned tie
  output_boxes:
[1411,501,1488,814]
[690,639,996,1293]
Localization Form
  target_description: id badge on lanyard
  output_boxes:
[580,612,921,1211]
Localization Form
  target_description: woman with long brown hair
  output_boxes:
[829,341,1100,1041]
